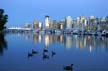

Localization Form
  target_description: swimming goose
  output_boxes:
[52,51,56,57]
[64,64,73,70]
[43,49,48,52]
[32,49,38,54]
[43,53,49,60]
[28,53,33,58]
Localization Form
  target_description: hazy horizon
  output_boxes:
[0,0,108,27]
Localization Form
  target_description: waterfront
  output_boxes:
[0,33,108,71]
[1,0,108,71]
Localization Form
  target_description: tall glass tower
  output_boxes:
[65,16,72,29]
[45,15,50,29]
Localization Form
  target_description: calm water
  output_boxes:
[0,33,108,71]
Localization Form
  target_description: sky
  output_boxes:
[0,0,108,27]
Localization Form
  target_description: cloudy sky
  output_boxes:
[0,0,108,27]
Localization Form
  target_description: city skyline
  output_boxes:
[1,1,108,70]
[7,15,108,33]
[0,0,108,27]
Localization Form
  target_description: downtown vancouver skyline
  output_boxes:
[0,0,108,27]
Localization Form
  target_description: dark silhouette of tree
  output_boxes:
[0,9,8,31]
[0,33,7,55]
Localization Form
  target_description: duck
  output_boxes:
[43,49,48,52]
[52,51,56,57]
[64,64,73,71]
[28,52,33,58]
[43,54,49,59]
[32,49,38,54]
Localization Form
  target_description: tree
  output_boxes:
[0,33,7,55]
[0,9,8,31]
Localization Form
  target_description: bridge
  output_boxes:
[5,27,33,33]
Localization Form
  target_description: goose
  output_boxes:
[32,49,38,54]
[43,49,48,52]
[43,54,49,59]
[64,64,73,71]
[52,51,56,55]
[52,51,56,57]
[28,53,33,58]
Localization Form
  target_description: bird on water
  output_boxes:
[28,52,33,58]
[43,49,48,52]
[32,49,38,54]
[52,51,56,57]
[64,64,73,71]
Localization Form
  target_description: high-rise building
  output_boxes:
[45,15,50,29]
[76,17,80,24]
[80,16,86,31]
[88,16,96,31]
[73,17,80,30]
[39,22,42,29]
[101,17,106,24]
[59,21,64,30]
[89,16,95,20]
[53,20,58,30]
[49,22,53,29]
[80,16,85,23]
[33,20,38,29]
[89,16,95,25]
[65,16,72,29]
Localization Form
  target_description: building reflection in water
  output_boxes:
[60,35,63,43]
[0,33,7,55]
[84,37,86,49]
[74,35,79,48]
[45,35,49,48]
[65,35,72,48]
[38,35,42,43]
[49,35,52,43]
[25,34,32,40]
[89,45,92,53]
[24,34,108,52]
[53,35,58,43]
[33,34,38,44]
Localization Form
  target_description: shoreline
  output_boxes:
[3,29,108,37]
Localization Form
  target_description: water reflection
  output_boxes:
[45,35,49,48]
[0,33,108,71]
[35,34,108,52]
[65,35,72,48]
[38,34,42,42]
[20,33,108,53]
[0,33,7,55]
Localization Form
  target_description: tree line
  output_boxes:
[0,9,8,31]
